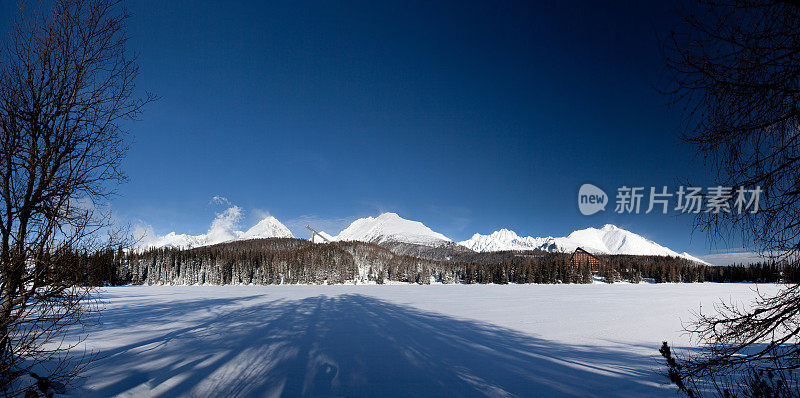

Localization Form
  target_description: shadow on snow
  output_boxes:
[74,294,672,397]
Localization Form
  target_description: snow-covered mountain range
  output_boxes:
[141,209,705,263]
[459,225,706,263]
[141,209,293,249]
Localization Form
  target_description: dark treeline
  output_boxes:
[63,238,800,286]
[600,255,800,284]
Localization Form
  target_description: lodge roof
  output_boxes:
[568,247,602,263]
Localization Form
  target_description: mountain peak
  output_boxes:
[458,228,543,252]
[241,216,294,240]
[333,212,451,245]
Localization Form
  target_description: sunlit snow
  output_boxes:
[67,283,779,397]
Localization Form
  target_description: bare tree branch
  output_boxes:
[0,0,152,395]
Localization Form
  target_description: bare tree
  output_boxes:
[664,0,800,258]
[662,0,800,396]
[0,0,152,395]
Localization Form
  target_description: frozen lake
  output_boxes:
[69,283,783,397]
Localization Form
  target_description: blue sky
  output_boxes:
[1,1,742,256]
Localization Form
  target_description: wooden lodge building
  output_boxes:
[569,247,603,274]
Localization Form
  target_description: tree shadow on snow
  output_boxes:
[74,294,673,397]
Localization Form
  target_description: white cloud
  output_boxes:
[135,205,242,249]
[205,205,243,244]
[209,195,231,206]
[251,208,272,220]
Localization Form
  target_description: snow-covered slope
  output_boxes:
[240,216,293,240]
[143,213,294,249]
[460,224,707,263]
[149,232,208,249]
[310,230,335,243]
[458,229,549,252]
[332,212,451,246]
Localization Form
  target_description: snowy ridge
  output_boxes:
[142,208,706,263]
[140,208,294,249]
[330,212,452,246]
[459,224,707,264]
[459,229,550,252]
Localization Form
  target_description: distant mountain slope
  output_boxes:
[332,212,452,246]
[241,216,294,240]
[144,215,294,249]
[460,224,707,263]
[458,229,547,252]
[309,212,467,260]
[150,232,208,250]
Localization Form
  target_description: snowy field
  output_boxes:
[66,283,784,397]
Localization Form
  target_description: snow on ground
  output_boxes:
[67,283,783,397]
